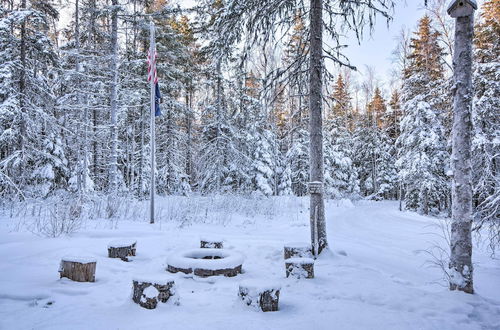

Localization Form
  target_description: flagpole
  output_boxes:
[149,21,155,224]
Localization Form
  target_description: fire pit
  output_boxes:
[166,248,244,277]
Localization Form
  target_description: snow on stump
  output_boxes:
[132,278,176,309]
[59,256,96,282]
[200,236,224,249]
[285,257,314,279]
[238,280,281,312]
[167,248,244,277]
[108,239,137,261]
[284,242,313,259]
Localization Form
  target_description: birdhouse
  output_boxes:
[447,0,477,18]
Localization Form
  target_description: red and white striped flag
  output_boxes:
[147,49,158,84]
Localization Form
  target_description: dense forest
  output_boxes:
[1,1,500,326]
[0,0,497,232]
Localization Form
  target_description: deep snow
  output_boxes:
[0,197,499,330]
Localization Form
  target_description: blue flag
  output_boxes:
[155,82,162,117]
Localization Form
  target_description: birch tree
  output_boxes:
[448,0,477,294]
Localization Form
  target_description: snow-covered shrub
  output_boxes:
[30,196,83,237]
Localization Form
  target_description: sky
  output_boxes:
[58,0,484,93]
[342,0,425,86]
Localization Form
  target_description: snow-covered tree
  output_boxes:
[397,15,450,214]
[324,117,359,199]
[0,1,69,198]
[472,0,499,251]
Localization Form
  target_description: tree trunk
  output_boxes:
[185,87,193,185]
[75,0,86,194]
[215,58,222,191]
[139,106,144,197]
[308,0,327,255]
[19,0,27,185]
[449,14,474,294]
[109,0,119,193]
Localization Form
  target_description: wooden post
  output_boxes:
[447,0,477,294]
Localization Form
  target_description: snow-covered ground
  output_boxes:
[0,197,499,330]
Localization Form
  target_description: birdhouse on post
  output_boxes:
[447,0,477,18]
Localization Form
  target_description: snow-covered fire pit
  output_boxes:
[167,248,244,277]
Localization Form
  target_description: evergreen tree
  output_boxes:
[367,87,387,129]
[324,116,359,199]
[330,74,351,128]
[472,0,499,249]
[397,15,450,214]
[385,90,402,140]
[353,125,397,199]
[282,14,310,197]
[0,1,68,198]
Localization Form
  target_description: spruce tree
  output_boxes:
[397,15,450,214]
[0,1,68,198]
[472,0,499,251]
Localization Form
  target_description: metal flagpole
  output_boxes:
[149,21,155,224]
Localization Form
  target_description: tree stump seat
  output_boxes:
[59,256,96,282]
[108,239,137,261]
[132,277,176,309]
[167,248,243,277]
[238,280,281,312]
[200,236,224,249]
[284,242,313,259]
[285,257,314,279]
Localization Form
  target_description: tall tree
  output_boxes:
[385,90,402,140]
[108,0,119,193]
[206,0,395,255]
[448,0,477,295]
[397,15,449,214]
[367,87,387,129]
[472,0,500,253]
[0,0,67,198]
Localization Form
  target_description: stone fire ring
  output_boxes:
[167,248,244,277]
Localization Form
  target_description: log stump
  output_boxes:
[132,278,176,309]
[108,239,137,261]
[200,236,223,249]
[238,280,281,312]
[59,257,96,282]
[285,257,314,279]
[284,242,313,259]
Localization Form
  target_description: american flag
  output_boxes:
[147,49,158,84]
[147,48,162,116]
